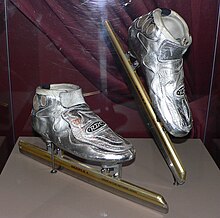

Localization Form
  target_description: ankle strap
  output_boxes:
[36,83,86,108]
[60,88,85,107]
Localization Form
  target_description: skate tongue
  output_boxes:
[161,8,171,16]
[41,84,50,89]
[153,8,192,46]
[60,88,85,108]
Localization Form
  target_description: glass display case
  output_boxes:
[0,0,220,171]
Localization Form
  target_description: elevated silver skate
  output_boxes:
[105,19,186,185]
[128,8,193,137]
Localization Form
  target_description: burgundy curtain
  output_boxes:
[9,0,220,138]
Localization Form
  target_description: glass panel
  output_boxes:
[0,0,15,172]
[204,4,220,168]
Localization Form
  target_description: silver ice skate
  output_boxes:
[128,8,193,137]
[23,84,168,213]
[32,84,135,165]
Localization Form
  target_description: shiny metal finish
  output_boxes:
[105,20,185,185]
[128,8,193,137]
[32,84,135,164]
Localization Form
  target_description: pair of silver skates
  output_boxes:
[20,8,192,213]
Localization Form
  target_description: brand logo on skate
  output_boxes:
[176,86,185,96]
[86,121,106,133]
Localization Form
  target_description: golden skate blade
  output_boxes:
[104,20,186,185]
[18,140,168,214]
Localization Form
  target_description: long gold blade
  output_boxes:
[18,140,168,213]
[104,20,186,185]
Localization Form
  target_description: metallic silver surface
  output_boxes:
[128,8,193,137]
[32,84,135,164]
[105,20,185,185]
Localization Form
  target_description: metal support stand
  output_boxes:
[18,140,168,214]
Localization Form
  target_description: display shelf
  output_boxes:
[0,137,219,218]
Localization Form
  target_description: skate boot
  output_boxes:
[32,84,135,165]
[128,8,192,137]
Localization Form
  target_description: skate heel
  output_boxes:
[101,164,122,178]
[46,141,57,173]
